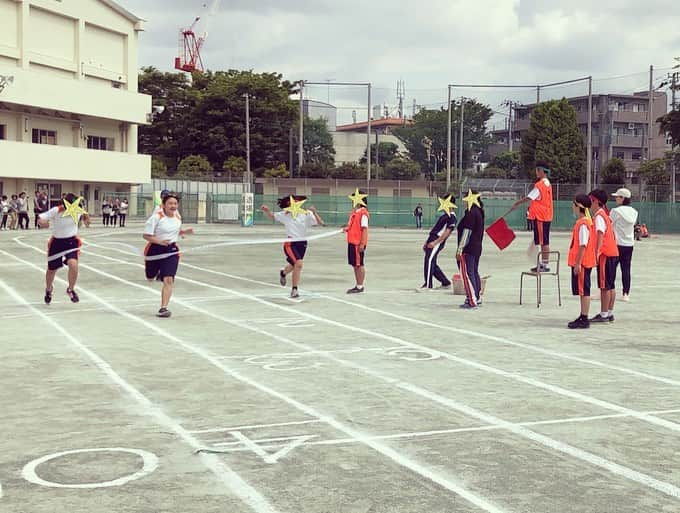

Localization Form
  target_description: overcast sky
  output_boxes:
[122,0,680,125]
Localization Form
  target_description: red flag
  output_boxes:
[486,217,516,250]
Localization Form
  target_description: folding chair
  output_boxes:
[520,251,561,308]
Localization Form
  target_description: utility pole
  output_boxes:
[446,86,452,191]
[508,100,513,152]
[587,76,593,190]
[243,92,251,185]
[367,83,372,183]
[647,65,654,162]
[459,97,465,182]
[298,80,304,177]
[671,70,678,203]
[375,130,379,176]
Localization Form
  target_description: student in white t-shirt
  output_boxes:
[260,195,324,298]
[38,193,91,304]
[143,194,193,318]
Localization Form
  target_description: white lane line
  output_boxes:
[0,275,279,513]
[191,419,323,435]
[2,249,507,513]
[174,258,680,388]
[23,248,680,501]
[73,244,680,437]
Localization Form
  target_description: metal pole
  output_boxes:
[672,72,678,203]
[587,76,593,190]
[298,81,304,177]
[459,97,464,182]
[536,86,540,104]
[375,130,379,177]
[367,83,372,183]
[244,92,251,177]
[508,101,513,152]
[647,65,654,162]
[446,85,452,191]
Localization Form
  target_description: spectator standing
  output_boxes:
[102,198,112,226]
[9,194,19,230]
[413,203,423,229]
[118,198,129,227]
[0,195,9,230]
[17,192,30,229]
[609,188,638,302]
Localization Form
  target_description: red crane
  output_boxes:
[174,1,221,73]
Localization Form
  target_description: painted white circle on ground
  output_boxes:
[22,448,159,489]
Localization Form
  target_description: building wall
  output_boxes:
[332,132,408,164]
[0,0,150,199]
[256,178,434,198]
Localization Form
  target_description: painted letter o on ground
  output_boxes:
[22,448,159,489]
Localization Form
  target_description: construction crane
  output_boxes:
[174,0,222,73]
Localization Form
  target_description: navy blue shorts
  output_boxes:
[597,255,618,291]
[533,220,551,246]
[283,240,307,265]
[571,266,592,297]
[145,243,180,280]
[47,236,81,271]
[347,243,365,267]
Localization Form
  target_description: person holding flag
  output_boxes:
[261,195,324,299]
[38,193,90,304]
[420,195,457,290]
[456,190,485,309]
[508,160,554,272]
[344,188,369,294]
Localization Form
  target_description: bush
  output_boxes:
[330,163,366,179]
[383,158,421,180]
[151,157,168,178]
[299,162,329,178]
[600,158,626,184]
[263,164,289,178]
[175,155,213,180]
[476,166,507,179]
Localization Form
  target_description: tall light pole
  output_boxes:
[367,83,372,183]
[243,92,252,190]
[586,76,593,190]
[459,97,465,183]
[298,80,305,178]
[446,86,452,191]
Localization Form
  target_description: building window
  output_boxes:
[632,152,642,161]
[0,125,5,140]
[87,136,115,151]
[32,129,57,145]
[632,103,647,112]
[615,151,625,159]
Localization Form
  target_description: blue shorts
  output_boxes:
[145,243,180,280]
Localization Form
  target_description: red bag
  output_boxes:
[486,217,516,250]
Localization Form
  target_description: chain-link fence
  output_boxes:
[103,192,200,224]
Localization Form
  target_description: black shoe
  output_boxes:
[530,264,551,273]
[589,314,610,323]
[157,307,171,318]
[44,289,53,304]
[279,269,286,286]
[290,288,299,299]
[608,314,615,323]
[66,288,79,303]
[568,316,590,329]
[346,286,364,294]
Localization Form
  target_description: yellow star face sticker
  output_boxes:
[437,195,457,215]
[283,195,307,219]
[348,188,367,208]
[462,189,482,211]
[61,197,87,224]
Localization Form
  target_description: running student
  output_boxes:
[345,189,369,294]
[589,189,619,323]
[508,160,554,272]
[610,188,637,302]
[421,198,456,290]
[38,193,90,304]
[567,194,596,329]
[261,196,324,299]
[143,194,193,318]
[456,191,484,309]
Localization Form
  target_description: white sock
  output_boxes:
[608,310,613,315]
[600,312,609,318]
[356,284,364,289]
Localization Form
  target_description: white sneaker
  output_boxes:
[621,294,630,302]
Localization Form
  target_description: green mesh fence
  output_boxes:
[206,193,680,234]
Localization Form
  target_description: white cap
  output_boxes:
[611,188,631,199]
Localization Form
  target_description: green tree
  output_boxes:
[520,98,586,183]
[600,158,626,184]
[330,162,366,179]
[488,151,519,175]
[299,162,328,178]
[393,100,493,177]
[151,157,168,178]
[303,116,335,167]
[383,157,421,180]
[476,166,507,179]
[658,110,680,146]
[637,158,669,185]
[263,164,289,178]
[222,156,247,181]
[175,155,213,180]
[360,141,400,165]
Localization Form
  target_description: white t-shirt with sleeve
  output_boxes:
[579,224,590,246]
[39,206,80,239]
[273,211,318,239]
[144,211,182,243]
[360,214,369,228]
[594,213,606,234]
[528,188,541,201]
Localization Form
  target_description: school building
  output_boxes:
[0,0,151,210]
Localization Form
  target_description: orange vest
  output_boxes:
[568,217,596,268]
[594,209,619,257]
[347,207,369,245]
[528,178,554,222]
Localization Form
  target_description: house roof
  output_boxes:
[336,117,413,132]
[99,0,145,27]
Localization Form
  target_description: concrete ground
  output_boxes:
[0,220,678,513]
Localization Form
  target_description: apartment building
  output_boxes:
[491,92,670,182]
[0,0,151,208]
